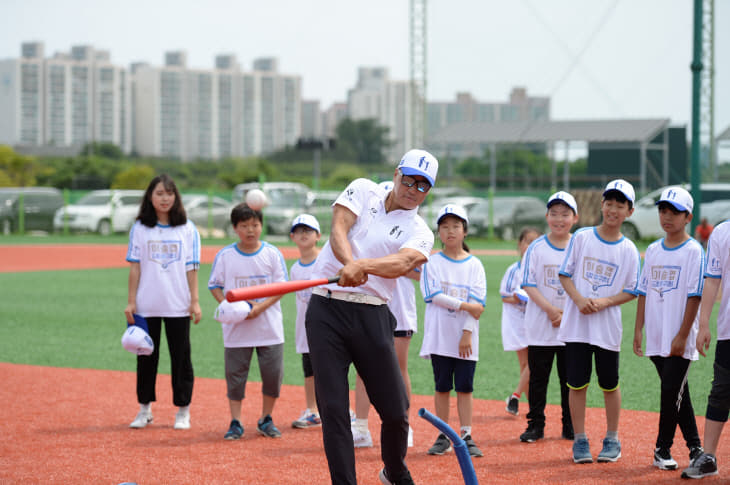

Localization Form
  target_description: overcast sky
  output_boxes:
[3,0,728,134]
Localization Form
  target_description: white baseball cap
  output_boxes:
[547,191,578,214]
[214,299,252,325]
[656,186,694,213]
[397,149,439,187]
[437,204,469,225]
[290,213,321,234]
[121,314,154,356]
[603,179,635,205]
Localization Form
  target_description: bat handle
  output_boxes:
[327,276,340,284]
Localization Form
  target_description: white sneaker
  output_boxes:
[130,410,153,428]
[174,409,190,429]
[408,426,414,447]
[352,426,373,448]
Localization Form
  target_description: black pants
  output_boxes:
[527,345,571,430]
[136,316,194,407]
[650,355,701,450]
[306,295,409,485]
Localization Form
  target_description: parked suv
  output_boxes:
[622,183,730,241]
[54,189,143,235]
[232,182,312,235]
[0,187,64,235]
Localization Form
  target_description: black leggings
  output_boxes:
[650,355,701,450]
[136,316,194,407]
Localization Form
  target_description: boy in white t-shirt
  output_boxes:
[633,186,704,471]
[558,179,640,464]
[208,203,289,440]
[681,220,730,479]
[288,214,323,429]
[519,192,578,443]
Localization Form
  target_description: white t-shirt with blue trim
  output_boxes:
[290,258,316,354]
[126,220,200,318]
[208,242,289,348]
[419,251,486,361]
[558,227,640,351]
[705,221,730,340]
[500,260,527,351]
[638,237,704,360]
[521,235,569,347]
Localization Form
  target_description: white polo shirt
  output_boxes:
[558,227,640,351]
[705,221,730,340]
[310,178,434,302]
[126,220,201,318]
[521,235,569,347]
[638,237,704,360]
[208,242,289,348]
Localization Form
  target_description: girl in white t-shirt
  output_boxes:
[500,227,541,417]
[124,174,202,431]
[420,204,486,458]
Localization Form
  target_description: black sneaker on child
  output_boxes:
[520,425,544,443]
[379,468,415,485]
[462,434,483,457]
[681,452,718,479]
[505,396,519,416]
[653,447,678,470]
[427,433,452,455]
[689,446,704,462]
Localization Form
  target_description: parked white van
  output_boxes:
[53,190,143,235]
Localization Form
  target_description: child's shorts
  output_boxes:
[707,340,730,422]
[430,354,476,393]
[565,342,619,391]
[225,344,284,400]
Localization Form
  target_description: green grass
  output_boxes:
[0,246,717,414]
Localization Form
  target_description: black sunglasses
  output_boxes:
[399,171,431,193]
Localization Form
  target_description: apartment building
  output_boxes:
[0,42,131,152]
[133,52,301,161]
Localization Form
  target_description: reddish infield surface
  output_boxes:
[1,244,728,484]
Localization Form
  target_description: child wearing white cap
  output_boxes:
[558,179,641,464]
[633,186,704,472]
[420,204,486,458]
[288,214,323,430]
[518,191,578,443]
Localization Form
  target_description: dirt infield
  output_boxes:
[3,362,727,485]
[1,244,727,484]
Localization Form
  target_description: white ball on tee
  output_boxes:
[245,189,268,211]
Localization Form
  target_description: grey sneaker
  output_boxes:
[462,434,483,457]
[653,447,678,470]
[681,452,718,479]
[597,437,621,462]
[256,414,282,438]
[427,433,452,455]
[573,437,593,464]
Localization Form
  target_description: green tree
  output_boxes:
[0,145,37,186]
[324,165,367,189]
[80,142,124,160]
[112,165,155,189]
[335,118,391,164]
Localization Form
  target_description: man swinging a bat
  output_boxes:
[305,149,439,485]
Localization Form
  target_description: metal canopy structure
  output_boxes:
[427,118,672,193]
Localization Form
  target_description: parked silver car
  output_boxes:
[232,182,312,235]
[182,194,234,237]
[53,190,143,235]
[0,187,64,235]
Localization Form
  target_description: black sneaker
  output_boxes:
[427,433,452,455]
[379,468,415,485]
[653,447,678,470]
[520,425,544,443]
[681,452,718,479]
[689,446,704,462]
[224,419,243,440]
[256,414,282,438]
[462,434,483,457]
[505,396,519,416]
[562,422,574,440]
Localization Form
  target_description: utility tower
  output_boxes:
[700,0,716,179]
[410,0,427,150]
